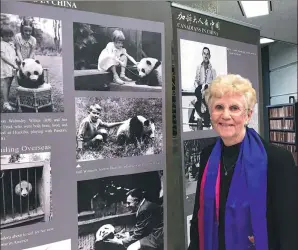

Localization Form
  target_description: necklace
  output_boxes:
[222,155,236,176]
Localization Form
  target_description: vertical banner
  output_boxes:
[171,3,260,248]
[1,1,166,250]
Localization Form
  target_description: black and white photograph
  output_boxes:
[183,137,217,195]
[22,239,71,250]
[180,39,227,131]
[0,152,52,229]
[73,22,162,92]
[77,170,164,250]
[75,97,163,162]
[0,13,63,113]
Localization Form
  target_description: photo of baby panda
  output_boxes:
[73,22,163,92]
[0,13,63,113]
[75,96,163,162]
[77,171,164,250]
[0,152,52,229]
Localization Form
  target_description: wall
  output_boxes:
[269,41,298,105]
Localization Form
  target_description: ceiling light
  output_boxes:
[260,38,275,44]
[238,1,270,18]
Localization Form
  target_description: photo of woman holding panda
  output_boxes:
[73,22,163,92]
[0,13,64,113]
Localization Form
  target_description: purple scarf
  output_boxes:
[198,128,268,250]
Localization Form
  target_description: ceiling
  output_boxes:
[216,0,297,44]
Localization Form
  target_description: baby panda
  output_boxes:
[15,180,32,197]
[95,224,115,242]
[136,57,162,87]
[116,115,155,147]
[94,224,124,250]
[14,180,37,214]
[194,83,211,128]
[17,58,45,89]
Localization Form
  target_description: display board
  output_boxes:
[1,1,167,250]
[171,3,261,248]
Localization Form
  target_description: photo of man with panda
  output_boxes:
[77,171,164,250]
[73,22,163,92]
[179,39,228,132]
[0,13,63,113]
[75,96,163,162]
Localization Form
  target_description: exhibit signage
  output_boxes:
[172,3,261,249]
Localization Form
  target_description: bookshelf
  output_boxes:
[267,102,298,166]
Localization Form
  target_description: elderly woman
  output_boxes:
[188,74,298,250]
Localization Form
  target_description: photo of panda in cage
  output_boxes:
[183,137,217,196]
[179,39,227,132]
[77,170,164,250]
[73,22,163,92]
[0,152,52,229]
[0,13,63,113]
[75,96,163,162]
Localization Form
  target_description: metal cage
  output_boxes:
[0,161,51,229]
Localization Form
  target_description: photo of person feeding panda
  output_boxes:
[77,171,164,250]
[0,13,63,113]
[75,97,163,162]
[73,22,163,92]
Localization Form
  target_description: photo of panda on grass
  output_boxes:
[73,22,162,92]
[179,39,227,132]
[0,152,52,229]
[77,170,164,250]
[0,13,63,113]
[75,97,163,162]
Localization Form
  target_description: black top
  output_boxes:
[218,142,241,250]
[188,137,298,250]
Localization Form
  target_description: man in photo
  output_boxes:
[76,104,124,150]
[104,188,163,250]
[189,47,216,130]
[193,47,216,87]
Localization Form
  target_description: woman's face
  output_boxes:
[210,93,252,145]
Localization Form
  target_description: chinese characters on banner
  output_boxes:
[173,9,221,37]
[176,11,221,31]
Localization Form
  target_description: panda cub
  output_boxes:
[14,180,37,214]
[116,115,156,147]
[136,57,162,87]
[17,58,45,89]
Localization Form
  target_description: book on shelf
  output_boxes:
[267,102,297,166]
[269,105,294,118]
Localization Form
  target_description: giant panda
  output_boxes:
[116,115,156,147]
[136,57,162,87]
[192,83,211,128]
[17,58,45,89]
[14,179,38,214]
[15,180,32,197]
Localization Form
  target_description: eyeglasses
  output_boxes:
[211,104,248,117]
